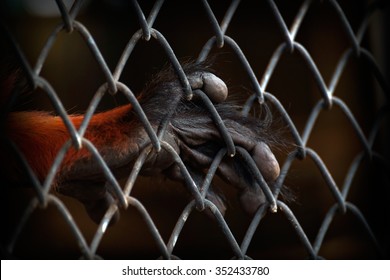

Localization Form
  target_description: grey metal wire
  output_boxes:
[1,0,389,259]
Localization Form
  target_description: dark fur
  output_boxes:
[136,61,286,216]
[3,59,286,223]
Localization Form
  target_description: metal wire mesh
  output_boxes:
[1,0,389,259]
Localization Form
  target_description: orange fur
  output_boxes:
[4,104,134,184]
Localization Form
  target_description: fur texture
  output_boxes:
[1,61,282,223]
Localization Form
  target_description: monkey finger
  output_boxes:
[187,166,228,217]
[215,158,271,216]
[187,72,228,103]
[172,134,275,216]
[172,116,280,185]
[178,141,263,216]
[238,186,267,216]
[219,120,280,182]
[204,185,227,217]
[163,161,228,217]
[82,193,120,225]
[251,142,280,182]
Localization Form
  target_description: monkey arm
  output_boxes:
[2,62,280,224]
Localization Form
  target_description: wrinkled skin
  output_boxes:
[69,63,279,223]
[4,62,281,224]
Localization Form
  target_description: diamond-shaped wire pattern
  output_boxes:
[1,0,389,259]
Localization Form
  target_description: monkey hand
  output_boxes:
[56,63,280,224]
[137,63,280,217]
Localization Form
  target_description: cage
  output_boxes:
[0,0,389,259]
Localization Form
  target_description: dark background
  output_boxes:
[1,0,389,259]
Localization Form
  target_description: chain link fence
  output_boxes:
[1,0,389,259]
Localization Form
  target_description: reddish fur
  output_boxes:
[4,104,133,184]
